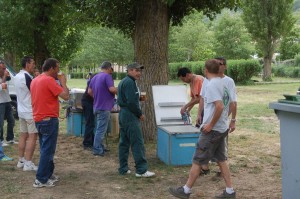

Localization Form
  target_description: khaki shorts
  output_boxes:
[192,129,228,165]
[19,118,38,133]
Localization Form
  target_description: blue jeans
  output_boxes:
[35,118,59,183]
[0,102,15,141]
[93,110,110,155]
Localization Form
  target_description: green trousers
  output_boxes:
[118,109,148,175]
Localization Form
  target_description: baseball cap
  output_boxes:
[127,62,144,70]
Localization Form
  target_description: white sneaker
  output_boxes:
[49,174,59,183]
[7,140,18,144]
[1,140,8,147]
[135,171,155,178]
[17,161,25,168]
[33,179,55,188]
[23,162,38,171]
[126,170,131,174]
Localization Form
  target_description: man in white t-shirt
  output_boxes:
[15,56,38,171]
[169,59,236,199]
[216,57,237,133]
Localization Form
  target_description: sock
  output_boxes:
[183,185,191,194]
[19,157,25,162]
[226,187,235,194]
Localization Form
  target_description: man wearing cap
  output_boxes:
[0,60,15,145]
[117,62,155,178]
[88,61,117,156]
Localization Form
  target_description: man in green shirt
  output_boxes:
[117,62,155,178]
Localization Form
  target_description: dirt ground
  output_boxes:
[1,121,281,199]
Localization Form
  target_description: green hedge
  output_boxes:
[69,72,127,80]
[70,72,85,79]
[273,65,300,78]
[169,59,261,84]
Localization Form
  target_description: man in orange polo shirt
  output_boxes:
[177,67,204,125]
[30,58,69,188]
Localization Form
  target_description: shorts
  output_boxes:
[19,118,38,133]
[192,129,228,165]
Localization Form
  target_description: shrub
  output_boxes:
[273,66,286,77]
[226,60,261,83]
[70,72,84,79]
[112,72,117,80]
[118,72,127,80]
[169,59,261,84]
[295,54,300,66]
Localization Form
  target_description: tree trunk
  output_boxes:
[4,52,17,68]
[33,2,51,70]
[34,31,50,70]
[134,0,169,141]
[263,55,272,81]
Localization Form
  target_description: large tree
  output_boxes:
[169,11,215,62]
[0,0,83,68]
[76,0,240,141]
[71,26,134,66]
[279,25,300,60]
[242,0,295,81]
[214,10,255,59]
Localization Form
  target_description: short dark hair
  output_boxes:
[205,59,220,74]
[215,56,226,65]
[177,67,191,77]
[100,61,112,69]
[42,58,59,72]
[21,56,34,68]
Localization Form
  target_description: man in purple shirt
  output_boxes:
[88,61,117,156]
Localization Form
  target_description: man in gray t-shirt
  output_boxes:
[169,59,236,199]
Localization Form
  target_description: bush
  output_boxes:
[70,72,85,79]
[272,59,300,78]
[118,72,127,80]
[295,54,300,66]
[226,60,261,83]
[169,59,261,84]
[112,72,117,80]
[273,66,286,77]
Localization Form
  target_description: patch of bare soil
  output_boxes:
[1,127,281,199]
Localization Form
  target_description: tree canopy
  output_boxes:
[71,26,134,66]
[0,0,83,68]
[168,11,214,62]
[242,0,295,81]
[214,11,254,59]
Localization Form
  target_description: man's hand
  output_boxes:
[139,115,145,121]
[180,106,186,115]
[201,123,213,134]
[196,116,202,127]
[57,73,67,86]
[1,83,7,90]
[229,120,236,133]
[4,70,9,78]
